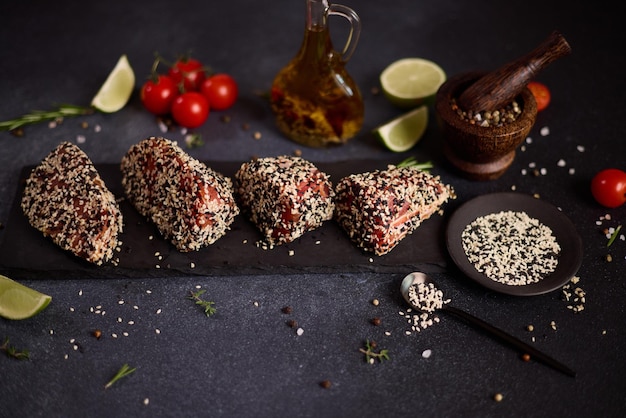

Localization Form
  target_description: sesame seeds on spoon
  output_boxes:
[400,272,576,377]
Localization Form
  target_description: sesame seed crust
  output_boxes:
[234,155,335,245]
[20,141,123,265]
[334,165,454,256]
[120,136,239,252]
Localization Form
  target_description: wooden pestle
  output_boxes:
[457,31,572,113]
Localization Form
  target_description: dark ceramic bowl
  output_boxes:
[435,72,537,181]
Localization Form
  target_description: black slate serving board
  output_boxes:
[0,160,450,279]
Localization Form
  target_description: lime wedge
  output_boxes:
[0,275,52,320]
[91,54,135,113]
[374,105,428,152]
[380,58,446,108]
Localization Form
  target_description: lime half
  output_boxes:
[380,58,446,108]
[0,275,52,320]
[374,105,428,152]
[91,54,135,113]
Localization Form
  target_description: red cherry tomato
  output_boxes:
[171,92,209,128]
[140,75,179,115]
[200,73,238,111]
[527,81,551,111]
[168,58,206,91]
[591,168,626,208]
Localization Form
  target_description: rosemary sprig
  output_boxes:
[184,133,204,149]
[104,363,136,389]
[1,337,29,360]
[396,156,433,171]
[0,104,94,132]
[359,339,390,364]
[607,225,622,247]
[188,289,217,316]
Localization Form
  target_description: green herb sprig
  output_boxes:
[105,363,136,389]
[0,104,94,132]
[396,156,433,171]
[188,289,217,316]
[607,225,622,247]
[1,337,29,360]
[359,339,390,364]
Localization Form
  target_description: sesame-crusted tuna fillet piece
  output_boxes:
[234,155,335,245]
[121,136,239,252]
[334,165,454,256]
[21,141,123,265]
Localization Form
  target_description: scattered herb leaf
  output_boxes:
[359,339,390,364]
[105,363,136,389]
[184,133,204,149]
[0,104,94,132]
[188,289,217,316]
[1,337,29,360]
[607,225,622,247]
[396,156,433,171]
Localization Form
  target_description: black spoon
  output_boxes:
[400,272,576,378]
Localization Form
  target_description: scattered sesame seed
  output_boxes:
[557,159,566,167]
[69,307,75,312]
[133,305,139,310]
[123,332,129,337]
[550,320,557,330]
[577,145,585,152]
[297,327,304,336]
[253,301,259,307]
[50,329,54,335]
[143,398,150,406]
[76,135,86,144]
[288,249,295,256]
[540,126,550,136]
[526,324,534,332]
[128,320,135,325]
[155,329,161,334]
[64,354,69,360]
[190,262,196,268]
[112,333,118,338]
[118,300,124,305]
[422,349,432,358]
[78,289,83,296]
[156,308,162,314]
[372,299,380,306]
[146,290,152,294]
[494,393,504,402]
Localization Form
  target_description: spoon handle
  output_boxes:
[443,305,576,377]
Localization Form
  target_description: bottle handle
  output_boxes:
[327,4,361,62]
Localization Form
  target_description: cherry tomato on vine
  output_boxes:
[200,74,239,111]
[527,81,551,111]
[591,168,626,208]
[171,92,209,128]
[168,58,206,91]
[140,75,179,115]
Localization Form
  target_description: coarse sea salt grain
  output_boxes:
[422,349,432,359]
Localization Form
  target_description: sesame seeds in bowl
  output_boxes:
[445,192,583,296]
